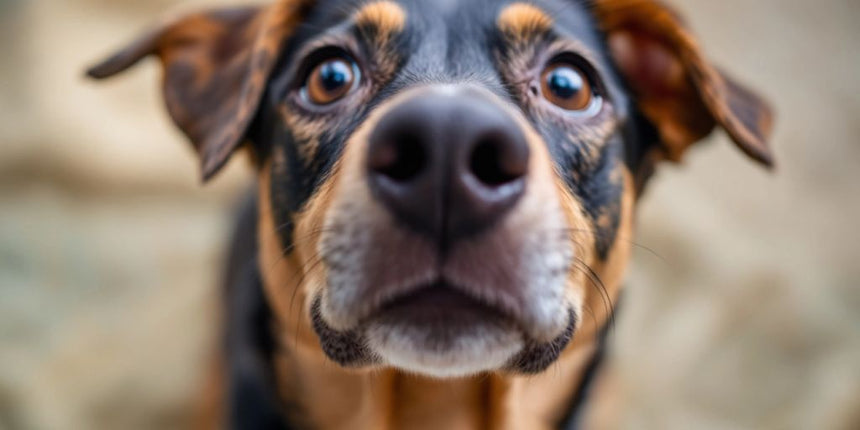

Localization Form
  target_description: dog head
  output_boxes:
[89,0,773,378]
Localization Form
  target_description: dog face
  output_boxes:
[89,0,773,378]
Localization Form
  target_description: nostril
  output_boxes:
[369,132,427,182]
[469,137,528,187]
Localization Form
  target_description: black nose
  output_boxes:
[367,87,530,244]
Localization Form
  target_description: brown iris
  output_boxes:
[305,57,358,105]
[540,63,593,111]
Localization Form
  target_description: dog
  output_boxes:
[87,0,774,428]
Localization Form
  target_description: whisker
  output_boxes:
[258,224,338,349]
[573,258,616,330]
[290,256,327,351]
[579,296,599,330]
[556,227,671,268]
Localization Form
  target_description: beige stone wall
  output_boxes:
[0,0,857,429]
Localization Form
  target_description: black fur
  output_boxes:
[251,0,648,257]
[224,193,613,428]
[231,0,649,427]
[223,193,293,429]
[558,296,620,429]
[506,309,578,374]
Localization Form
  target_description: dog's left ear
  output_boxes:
[87,1,310,181]
[592,0,775,167]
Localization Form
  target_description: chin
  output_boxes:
[364,285,526,378]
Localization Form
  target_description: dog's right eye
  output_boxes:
[301,57,361,106]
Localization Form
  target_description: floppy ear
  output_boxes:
[86,1,311,181]
[591,0,775,167]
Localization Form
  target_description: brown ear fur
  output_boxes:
[86,1,312,180]
[592,0,775,167]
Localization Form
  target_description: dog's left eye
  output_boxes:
[540,63,594,112]
[302,56,360,105]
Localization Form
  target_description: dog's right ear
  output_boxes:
[86,1,312,181]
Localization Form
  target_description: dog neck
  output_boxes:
[270,314,608,430]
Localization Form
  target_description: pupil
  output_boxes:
[548,67,583,99]
[320,60,351,91]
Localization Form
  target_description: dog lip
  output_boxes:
[361,280,525,333]
[378,281,498,314]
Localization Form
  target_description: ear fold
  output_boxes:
[86,1,311,181]
[591,0,775,167]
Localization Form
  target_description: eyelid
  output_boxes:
[301,58,362,105]
[298,34,360,61]
[544,55,605,99]
[539,40,610,101]
[543,39,601,69]
[288,35,363,91]
[299,48,354,82]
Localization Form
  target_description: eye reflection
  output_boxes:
[540,63,593,112]
[303,57,359,105]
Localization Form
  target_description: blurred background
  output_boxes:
[0,0,858,429]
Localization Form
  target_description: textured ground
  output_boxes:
[0,0,858,429]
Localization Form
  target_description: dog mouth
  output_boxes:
[370,281,516,332]
[311,279,577,377]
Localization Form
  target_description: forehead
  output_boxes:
[389,0,601,42]
[297,0,606,68]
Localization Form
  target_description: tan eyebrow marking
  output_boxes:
[354,1,407,41]
[497,2,554,40]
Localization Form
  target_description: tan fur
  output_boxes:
[244,2,772,424]
[355,1,406,88]
[278,105,325,166]
[275,2,406,166]
[253,84,632,429]
[193,353,227,430]
[355,1,406,42]
[497,3,553,41]
[571,172,633,429]
[252,184,630,429]
[493,14,619,179]
[187,3,635,427]
[87,0,774,427]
